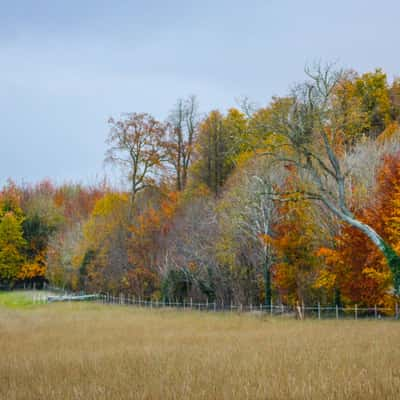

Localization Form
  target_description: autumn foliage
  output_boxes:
[1,68,400,307]
[317,152,400,307]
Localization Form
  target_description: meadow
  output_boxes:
[1,292,400,400]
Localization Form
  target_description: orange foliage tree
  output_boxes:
[127,191,179,298]
[273,199,323,305]
[317,152,400,306]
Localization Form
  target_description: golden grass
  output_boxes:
[1,303,400,400]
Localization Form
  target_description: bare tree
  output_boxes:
[165,96,199,191]
[220,158,284,305]
[262,63,400,293]
[161,196,222,302]
[106,113,166,220]
[238,175,278,306]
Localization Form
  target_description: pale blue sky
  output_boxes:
[1,0,399,185]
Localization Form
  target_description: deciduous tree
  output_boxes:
[106,113,166,220]
[0,212,26,286]
[165,96,199,191]
[261,63,400,294]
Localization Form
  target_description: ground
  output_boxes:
[0,291,400,399]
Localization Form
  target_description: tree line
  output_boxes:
[1,65,400,308]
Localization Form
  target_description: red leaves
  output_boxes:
[319,152,400,306]
[129,191,179,269]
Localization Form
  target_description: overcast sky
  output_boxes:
[1,0,399,186]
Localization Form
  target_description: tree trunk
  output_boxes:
[342,215,400,294]
[334,287,342,307]
[383,246,400,296]
[323,199,400,295]
[264,257,272,307]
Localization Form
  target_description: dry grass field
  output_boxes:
[1,294,400,399]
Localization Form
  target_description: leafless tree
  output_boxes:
[165,96,199,191]
[220,158,285,305]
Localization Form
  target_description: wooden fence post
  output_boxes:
[355,304,358,320]
[336,304,339,320]
[296,302,303,320]
[318,302,321,320]
[374,304,377,320]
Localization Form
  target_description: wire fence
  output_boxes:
[97,294,400,320]
[31,287,399,321]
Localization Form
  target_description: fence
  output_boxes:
[94,293,400,320]
[29,287,400,320]
[31,287,100,304]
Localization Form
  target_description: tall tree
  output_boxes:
[106,113,166,220]
[218,158,281,306]
[390,78,400,122]
[354,69,392,137]
[193,109,247,195]
[77,192,130,293]
[273,198,323,305]
[316,152,400,306]
[165,96,199,191]
[193,110,225,195]
[262,64,400,294]
[0,212,26,286]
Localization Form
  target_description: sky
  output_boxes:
[1,0,400,186]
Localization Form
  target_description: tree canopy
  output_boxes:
[2,64,400,308]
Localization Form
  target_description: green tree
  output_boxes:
[77,193,131,293]
[0,212,26,286]
[192,109,248,195]
[354,69,392,137]
[389,78,400,122]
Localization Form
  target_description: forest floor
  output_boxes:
[1,294,400,399]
